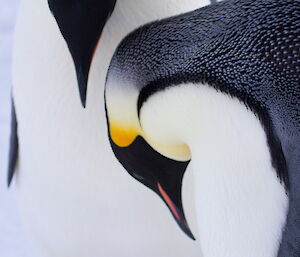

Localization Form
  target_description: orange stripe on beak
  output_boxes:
[157,183,180,220]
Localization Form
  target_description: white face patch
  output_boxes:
[140,83,288,257]
[106,76,192,160]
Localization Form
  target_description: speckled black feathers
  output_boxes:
[108,0,300,256]
[111,0,299,187]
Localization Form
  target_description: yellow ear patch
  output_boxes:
[110,123,139,147]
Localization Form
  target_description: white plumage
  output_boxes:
[11,1,211,256]
[140,84,288,257]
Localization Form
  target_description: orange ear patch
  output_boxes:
[110,124,139,147]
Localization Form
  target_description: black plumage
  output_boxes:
[107,0,300,255]
[48,0,116,107]
[7,98,18,187]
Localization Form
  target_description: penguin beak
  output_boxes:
[157,182,195,240]
[107,120,195,240]
[48,0,117,107]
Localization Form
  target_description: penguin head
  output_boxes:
[48,0,117,107]
[105,75,195,240]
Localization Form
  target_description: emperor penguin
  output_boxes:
[105,0,300,256]
[8,0,215,256]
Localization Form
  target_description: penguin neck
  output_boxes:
[89,0,210,104]
[100,0,210,59]
[23,0,207,14]
[140,83,288,257]
[114,0,209,26]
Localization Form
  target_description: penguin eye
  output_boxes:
[132,172,146,181]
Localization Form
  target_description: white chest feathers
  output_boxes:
[140,83,288,257]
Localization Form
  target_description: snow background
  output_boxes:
[0,0,36,256]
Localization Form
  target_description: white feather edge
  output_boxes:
[140,83,288,257]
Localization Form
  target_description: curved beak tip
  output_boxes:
[157,183,195,240]
[180,220,196,241]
